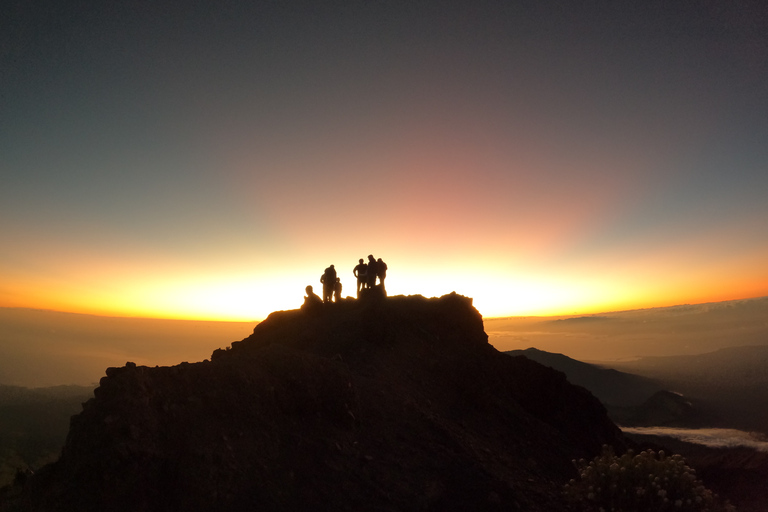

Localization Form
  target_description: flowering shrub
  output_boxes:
[564,445,735,512]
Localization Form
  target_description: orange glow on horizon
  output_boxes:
[2,262,766,322]
[2,204,767,322]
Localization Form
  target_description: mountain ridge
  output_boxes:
[9,293,627,511]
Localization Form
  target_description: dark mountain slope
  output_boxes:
[15,293,626,512]
[505,348,662,406]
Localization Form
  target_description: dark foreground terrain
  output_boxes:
[0,385,93,487]
[625,433,768,512]
[2,293,626,511]
[510,347,768,512]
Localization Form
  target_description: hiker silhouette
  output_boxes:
[366,255,377,289]
[353,258,367,297]
[376,258,388,293]
[334,277,342,303]
[302,285,322,311]
[320,265,337,303]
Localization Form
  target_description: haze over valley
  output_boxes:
[487,296,768,361]
[0,308,252,388]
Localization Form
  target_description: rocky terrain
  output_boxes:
[4,293,627,511]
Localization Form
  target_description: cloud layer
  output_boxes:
[621,426,768,453]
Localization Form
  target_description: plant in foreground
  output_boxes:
[564,445,735,512]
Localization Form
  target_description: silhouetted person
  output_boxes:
[334,277,342,302]
[320,264,337,303]
[353,258,367,297]
[376,257,388,293]
[366,254,378,289]
[302,285,322,311]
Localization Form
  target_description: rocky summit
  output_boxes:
[14,293,627,511]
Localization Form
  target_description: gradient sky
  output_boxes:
[2,0,767,321]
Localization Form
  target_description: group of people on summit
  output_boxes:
[304,254,388,308]
[353,254,387,297]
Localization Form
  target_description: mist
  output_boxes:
[620,426,768,453]
[485,296,768,361]
[0,308,254,387]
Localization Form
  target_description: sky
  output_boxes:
[2,0,767,321]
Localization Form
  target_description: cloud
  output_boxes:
[621,426,768,452]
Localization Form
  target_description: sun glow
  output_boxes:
[97,274,315,321]
[3,247,767,322]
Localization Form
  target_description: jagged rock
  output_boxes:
[15,293,627,511]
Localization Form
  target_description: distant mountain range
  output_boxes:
[606,345,768,434]
[504,348,661,406]
[505,348,712,427]
[507,345,768,434]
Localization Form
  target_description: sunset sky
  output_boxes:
[2,0,767,321]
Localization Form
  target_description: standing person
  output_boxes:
[376,258,388,293]
[334,277,342,303]
[366,255,378,289]
[353,258,367,297]
[320,264,336,303]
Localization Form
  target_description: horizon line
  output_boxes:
[2,294,767,324]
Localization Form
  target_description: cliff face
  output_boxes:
[21,293,626,511]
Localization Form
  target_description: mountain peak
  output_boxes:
[19,293,626,511]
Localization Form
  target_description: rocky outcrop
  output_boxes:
[18,293,626,511]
